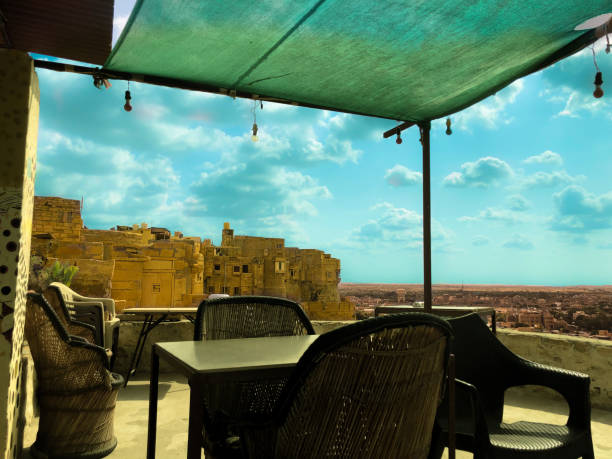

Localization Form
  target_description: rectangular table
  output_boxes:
[374,305,496,334]
[147,335,319,459]
[121,307,199,386]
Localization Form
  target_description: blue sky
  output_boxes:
[33,3,612,285]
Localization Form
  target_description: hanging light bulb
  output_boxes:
[593,72,604,98]
[445,118,452,135]
[251,122,259,142]
[124,90,132,111]
[396,132,402,144]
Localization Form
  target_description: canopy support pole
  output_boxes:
[419,121,432,313]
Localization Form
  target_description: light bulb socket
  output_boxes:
[445,118,452,135]
[252,123,258,137]
[594,72,603,86]
[395,133,402,144]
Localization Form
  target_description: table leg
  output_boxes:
[147,348,159,459]
[125,314,168,386]
[187,376,204,459]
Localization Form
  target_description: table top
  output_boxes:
[122,307,199,315]
[155,335,318,375]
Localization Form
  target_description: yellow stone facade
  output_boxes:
[31,197,354,320]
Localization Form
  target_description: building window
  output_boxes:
[152,284,161,293]
[277,243,282,248]
[222,286,228,293]
[326,271,332,279]
[275,261,285,273]
[290,269,295,278]
[242,265,249,273]
[214,264,221,271]
[234,287,240,295]
[233,265,240,273]
[208,286,214,293]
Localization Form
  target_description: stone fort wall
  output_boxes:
[30,196,354,320]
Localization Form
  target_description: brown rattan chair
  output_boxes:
[25,292,123,459]
[236,312,453,459]
[193,295,315,457]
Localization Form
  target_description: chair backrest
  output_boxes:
[45,285,104,346]
[447,313,522,423]
[50,281,116,319]
[193,296,315,341]
[252,313,452,459]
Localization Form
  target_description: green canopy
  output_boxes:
[105,0,610,122]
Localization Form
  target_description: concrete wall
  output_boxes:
[112,319,612,410]
[497,329,612,410]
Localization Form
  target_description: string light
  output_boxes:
[591,46,604,98]
[445,118,452,135]
[124,81,133,111]
[251,99,259,142]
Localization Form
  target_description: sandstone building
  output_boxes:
[31,196,354,320]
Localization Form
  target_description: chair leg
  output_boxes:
[427,424,445,459]
[582,444,595,459]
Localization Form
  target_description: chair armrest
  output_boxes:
[65,319,97,343]
[68,337,112,371]
[511,358,590,427]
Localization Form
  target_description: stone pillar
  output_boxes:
[0,49,39,459]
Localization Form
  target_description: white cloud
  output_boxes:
[502,234,534,250]
[550,185,612,232]
[523,150,563,166]
[347,202,454,250]
[506,194,530,211]
[443,156,513,188]
[36,130,184,229]
[521,170,585,189]
[384,165,422,187]
[459,207,526,224]
[453,80,524,131]
[472,235,489,246]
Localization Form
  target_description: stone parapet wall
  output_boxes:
[497,329,612,410]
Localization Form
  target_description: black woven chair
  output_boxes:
[431,313,594,459]
[193,295,315,457]
[235,312,453,458]
[25,292,123,459]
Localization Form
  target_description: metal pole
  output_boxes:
[420,121,432,313]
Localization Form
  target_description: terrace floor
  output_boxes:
[23,374,612,458]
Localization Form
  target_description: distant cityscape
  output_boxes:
[340,283,612,340]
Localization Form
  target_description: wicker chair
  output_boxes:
[431,313,594,459]
[48,282,121,367]
[235,312,453,459]
[25,292,123,459]
[193,295,315,457]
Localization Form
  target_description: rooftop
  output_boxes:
[21,373,612,458]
